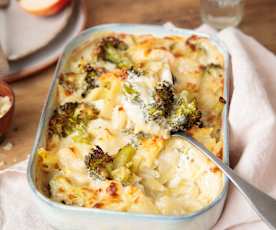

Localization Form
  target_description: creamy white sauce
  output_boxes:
[0,96,11,118]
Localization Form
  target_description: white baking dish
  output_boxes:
[27,23,231,230]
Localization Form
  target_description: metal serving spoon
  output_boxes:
[172,131,276,230]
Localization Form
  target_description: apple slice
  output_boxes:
[18,0,71,16]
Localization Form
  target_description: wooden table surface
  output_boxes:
[1,0,276,168]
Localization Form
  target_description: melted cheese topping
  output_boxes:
[36,32,225,215]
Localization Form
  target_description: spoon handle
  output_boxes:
[173,131,276,230]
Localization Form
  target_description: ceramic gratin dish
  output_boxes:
[27,24,230,230]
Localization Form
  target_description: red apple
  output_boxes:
[18,0,71,16]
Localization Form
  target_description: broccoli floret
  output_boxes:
[99,36,128,51]
[59,102,78,115]
[84,144,137,182]
[71,104,99,144]
[97,36,133,69]
[60,62,104,98]
[81,64,106,98]
[70,104,98,144]
[168,92,202,132]
[143,81,202,132]
[154,81,175,116]
[147,103,165,121]
[48,102,99,138]
[104,46,132,68]
[147,81,174,120]
[48,102,78,138]
[84,145,113,180]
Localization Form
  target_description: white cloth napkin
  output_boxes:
[1,24,276,230]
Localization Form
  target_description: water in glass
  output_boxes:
[200,0,244,29]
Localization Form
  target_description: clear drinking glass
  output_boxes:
[200,0,244,29]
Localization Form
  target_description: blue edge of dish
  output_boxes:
[27,23,230,222]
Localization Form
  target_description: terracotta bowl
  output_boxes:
[0,80,15,139]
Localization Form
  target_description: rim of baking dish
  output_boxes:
[27,23,230,221]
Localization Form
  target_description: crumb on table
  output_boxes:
[2,141,13,151]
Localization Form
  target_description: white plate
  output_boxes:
[3,0,73,61]
[0,0,87,82]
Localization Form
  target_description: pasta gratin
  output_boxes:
[36,32,226,215]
